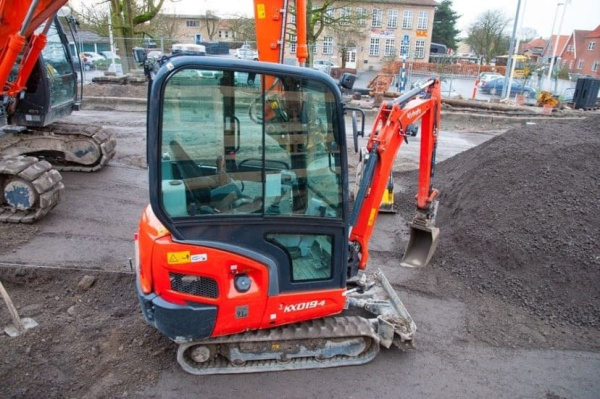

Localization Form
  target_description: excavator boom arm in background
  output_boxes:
[0,0,68,98]
[253,0,307,66]
[349,79,442,270]
[0,0,117,223]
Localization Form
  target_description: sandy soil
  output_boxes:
[0,85,599,398]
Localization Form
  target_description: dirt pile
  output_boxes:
[83,82,147,99]
[408,115,600,328]
[0,268,173,398]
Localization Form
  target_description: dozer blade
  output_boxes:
[400,218,439,268]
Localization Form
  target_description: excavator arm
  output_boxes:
[253,0,307,65]
[0,0,68,99]
[349,78,442,270]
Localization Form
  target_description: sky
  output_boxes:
[161,0,600,39]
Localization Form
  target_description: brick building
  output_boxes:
[560,25,600,78]
[283,0,436,71]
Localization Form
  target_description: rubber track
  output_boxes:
[36,122,117,172]
[177,316,380,375]
[0,156,64,223]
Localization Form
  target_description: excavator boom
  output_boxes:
[0,0,116,223]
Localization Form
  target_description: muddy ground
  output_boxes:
[0,85,599,398]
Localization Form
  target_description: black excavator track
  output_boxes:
[0,155,63,223]
[0,123,116,222]
[177,316,381,375]
[19,122,116,172]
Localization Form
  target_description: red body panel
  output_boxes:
[137,206,346,337]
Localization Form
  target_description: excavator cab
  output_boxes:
[137,56,441,374]
[145,57,351,314]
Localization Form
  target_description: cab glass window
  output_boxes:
[160,67,343,220]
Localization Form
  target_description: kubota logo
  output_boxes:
[407,109,422,119]
[282,300,326,313]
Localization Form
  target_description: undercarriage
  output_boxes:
[174,271,415,375]
[0,122,116,222]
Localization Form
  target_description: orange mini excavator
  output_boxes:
[0,0,115,223]
[134,0,441,374]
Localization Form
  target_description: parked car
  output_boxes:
[78,51,103,70]
[72,55,94,71]
[478,72,503,86]
[313,59,339,73]
[100,51,121,61]
[235,44,252,58]
[80,51,104,62]
[412,79,460,99]
[146,50,163,60]
[480,78,535,98]
[236,48,259,61]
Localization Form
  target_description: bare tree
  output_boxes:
[71,2,109,36]
[201,11,220,41]
[465,9,511,64]
[287,0,364,66]
[227,15,256,43]
[519,27,538,43]
[111,0,169,72]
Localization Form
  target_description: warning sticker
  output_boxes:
[167,251,191,264]
[368,208,377,226]
[257,4,266,19]
[191,254,208,263]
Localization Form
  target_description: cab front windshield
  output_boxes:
[159,67,344,220]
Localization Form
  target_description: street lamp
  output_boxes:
[546,0,570,87]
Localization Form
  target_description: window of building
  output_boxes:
[186,20,199,28]
[588,42,596,50]
[402,10,413,29]
[384,39,395,56]
[291,12,296,24]
[341,7,351,25]
[369,37,380,56]
[592,61,599,72]
[218,30,222,38]
[323,36,334,55]
[577,59,584,69]
[387,10,398,28]
[372,9,383,28]
[417,11,428,30]
[567,44,574,53]
[290,34,297,53]
[415,40,425,59]
[569,60,574,69]
[357,7,367,26]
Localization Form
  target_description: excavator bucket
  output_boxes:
[400,220,440,268]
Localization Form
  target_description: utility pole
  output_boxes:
[504,0,527,101]
[547,0,569,90]
[501,0,522,99]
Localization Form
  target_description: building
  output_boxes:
[542,34,569,65]
[283,0,437,71]
[162,13,229,45]
[559,26,600,78]
[520,37,547,63]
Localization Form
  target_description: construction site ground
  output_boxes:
[0,84,599,398]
